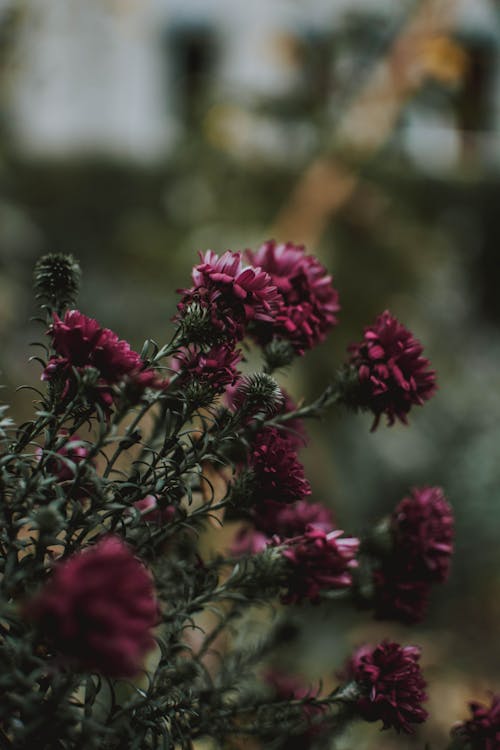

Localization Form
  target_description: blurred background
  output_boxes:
[1,0,500,747]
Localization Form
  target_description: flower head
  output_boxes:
[254,499,334,537]
[173,344,241,393]
[43,310,164,409]
[346,641,428,734]
[392,486,454,583]
[347,310,437,430]
[250,428,311,505]
[453,695,500,750]
[25,536,157,677]
[230,525,270,557]
[177,250,280,342]
[277,526,359,604]
[39,432,91,484]
[134,495,177,526]
[247,240,340,353]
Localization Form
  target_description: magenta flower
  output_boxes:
[347,310,437,430]
[134,495,177,526]
[43,310,164,409]
[246,240,340,353]
[392,486,454,583]
[38,432,91,484]
[250,428,311,505]
[277,526,359,604]
[345,641,428,734]
[172,344,241,393]
[177,250,281,342]
[229,525,270,557]
[25,536,158,677]
[453,695,500,750]
[254,499,334,538]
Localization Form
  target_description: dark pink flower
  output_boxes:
[254,499,334,537]
[172,344,241,393]
[251,428,311,505]
[392,486,454,583]
[277,526,359,604]
[25,536,157,677]
[347,310,437,430]
[345,641,428,734]
[229,525,270,557]
[43,310,164,409]
[134,495,177,526]
[372,567,431,624]
[177,250,281,342]
[246,240,340,353]
[38,432,91,484]
[453,695,500,750]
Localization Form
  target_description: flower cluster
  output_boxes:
[177,249,281,343]
[453,695,500,750]
[277,526,359,604]
[372,486,454,623]
[345,641,428,734]
[347,310,437,430]
[25,536,157,677]
[246,240,340,353]
[43,310,164,410]
[249,427,311,506]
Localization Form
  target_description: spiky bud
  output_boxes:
[232,373,284,420]
[263,337,296,372]
[33,253,81,313]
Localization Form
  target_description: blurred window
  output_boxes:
[164,23,218,128]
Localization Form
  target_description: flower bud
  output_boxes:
[263,338,296,372]
[33,253,81,313]
[232,373,284,420]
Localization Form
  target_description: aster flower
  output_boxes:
[277,526,359,604]
[246,240,340,353]
[38,432,91,484]
[134,495,177,525]
[345,641,428,734]
[392,486,454,583]
[453,694,500,750]
[250,427,311,505]
[25,536,158,677]
[43,310,164,409]
[230,525,270,557]
[173,344,241,394]
[254,499,334,538]
[347,310,437,430]
[177,250,281,342]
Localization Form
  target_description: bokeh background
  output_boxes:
[1,0,500,747]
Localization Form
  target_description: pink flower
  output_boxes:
[38,432,91,484]
[177,250,281,342]
[453,694,500,750]
[25,536,158,677]
[229,526,270,557]
[254,500,334,537]
[347,310,437,430]
[172,344,241,393]
[277,526,359,604]
[392,486,454,583]
[250,428,311,505]
[246,240,340,353]
[345,641,428,734]
[43,310,164,409]
[134,496,177,526]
